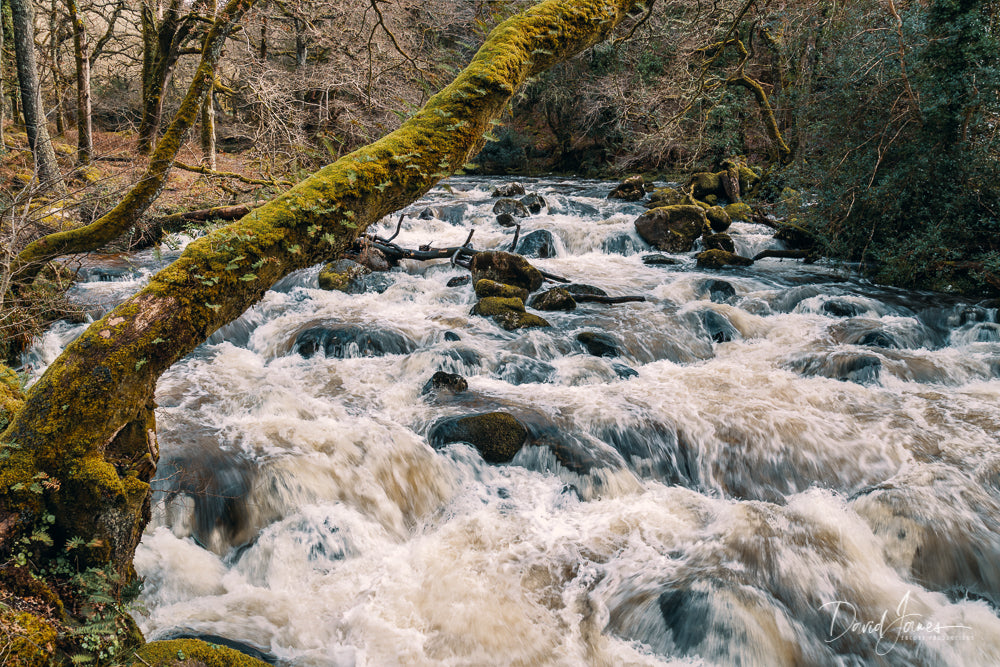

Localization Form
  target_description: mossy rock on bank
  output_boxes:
[474,279,528,301]
[695,250,754,269]
[131,638,272,667]
[646,187,687,209]
[706,206,731,233]
[528,288,577,311]
[607,175,646,201]
[702,233,735,253]
[470,252,543,293]
[724,202,752,222]
[471,297,551,331]
[0,608,58,667]
[774,221,816,249]
[687,171,725,200]
[428,412,528,463]
[318,259,370,291]
[634,205,709,253]
[0,365,25,432]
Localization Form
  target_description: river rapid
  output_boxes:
[23,177,1000,666]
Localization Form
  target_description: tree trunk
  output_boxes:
[200,0,217,169]
[137,0,193,154]
[0,0,644,585]
[295,17,306,68]
[50,0,65,136]
[9,0,66,192]
[12,0,253,286]
[66,0,92,164]
[0,5,5,155]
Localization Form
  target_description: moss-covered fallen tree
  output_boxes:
[0,0,643,663]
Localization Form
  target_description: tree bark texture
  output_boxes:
[0,0,643,579]
[12,0,254,286]
[9,0,66,192]
[66,0,92,164]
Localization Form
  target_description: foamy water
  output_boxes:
[25,178,1000,666]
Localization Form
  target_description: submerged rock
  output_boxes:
[602,232,645,256]
[520,193,547,213]
[528,288,577,311]
[577,331,620,357]
[699,309,741,343]
[443,331,462,341]
[564,283,608,297]
[422,371,469,395]
[475,279,529,301]
[292,325,416,358]
[493,198,529,218]
[516,229,557,258]
[642,254,681,266]
[471,297,551,331]
[470,251,544,292]
[608,175,646,201]
[492,182,525,197]
[428,412,528,463]
[494,355,557,385]
[695,250,753,269]
[634,205,709,253]
[705,279,736,303]
[446,275,471,287]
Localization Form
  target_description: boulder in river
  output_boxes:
[428,412,528,463]
[471,297,551,331]
[470,251,544,292]
[520,193,546,214]
[493,198,530,218]
[705,206,732,233]
[422,371,469,395]
[447,275,471,287]
[695,250,753,269]
[577,331,620,357]
[318,259,370,292]
[292,325,416,358]
[474,279,529,301]
[642,254,682,266]
[492,182,525,197]
[607,175,646,201]
[646,187,687,209]
[496,212,518,228]
[564,283,608,297]
[634,205,709,253]
[528,288,577,311]
[517,229,557,258]
[698,309,741,343]
[704,279,736,303]
[702,233,735,253]
[602,232,645,256]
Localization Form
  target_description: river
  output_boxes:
[24,177,1000,666]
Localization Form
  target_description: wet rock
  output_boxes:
[516,229,557,258]
[699,309,740,343]
[642,254,681,266]
[577,331,620,357]
[520,193,547,214]
[695,250,753,269]
[443,331,461,341]
[705,279,736,303]
[598,420,697,485]
[724,201,752,222]
[493,198,529,218]
[821,299,866,318]
[646,187,687,209]
[496,212,518,227]
[564,283,608,297]
[471,297,551,331]
[418,203,468,224]
[470,251,544,292]
[292,325,417,358]
[495,355,557,385]
[422,371,469,395]
[634,205,709,253]
[970,322,1000,342]
[492,182,525,197]
[428,412,528,463]
[607,175,646,201]
[446,275,471,287]
[602,232,645,256]
[435,346,483,372]
[318,259,370,292]
[474,278,528,301]
[528,288,577,311]
[350,243,390,272]
[686,171,725,199]
[345,271,394,294]
[829,318,908,349]
[612,363,639,379]
[705,206,732,233]
[857,330,899,348]
[702,233,735,253]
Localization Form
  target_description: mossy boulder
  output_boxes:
[318,259,370,291]
[738,164,762,193]
[687,171,725,199]
[469,251,543,293]
[634,205,709,253]
[474,278,528,301]
[0,365,25,432]
[492,182,525,197]
[695,250,754,269]
[528,288,577,311]
[724,202,752,222]
[702,233,735,253]
[131,638,272,667]
[0,609,58,667]
[705,206,732,233]
[471,297,551,331]
[493,198,530,217]
[73,165,102,185]
[646,187,687,209]
[54,143,76,157]
[703,194,719,206]
[608,175,647,201]
[428,412,528,463]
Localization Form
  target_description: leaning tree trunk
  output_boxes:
[11,0,252,287]
[66,0,92,164]
[0,0,643,583]
[9,0,66,192]
[137,1,193,154]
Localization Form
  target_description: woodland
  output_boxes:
[0,0,998,664]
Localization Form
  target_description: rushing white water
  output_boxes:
[24,177,1000,666]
